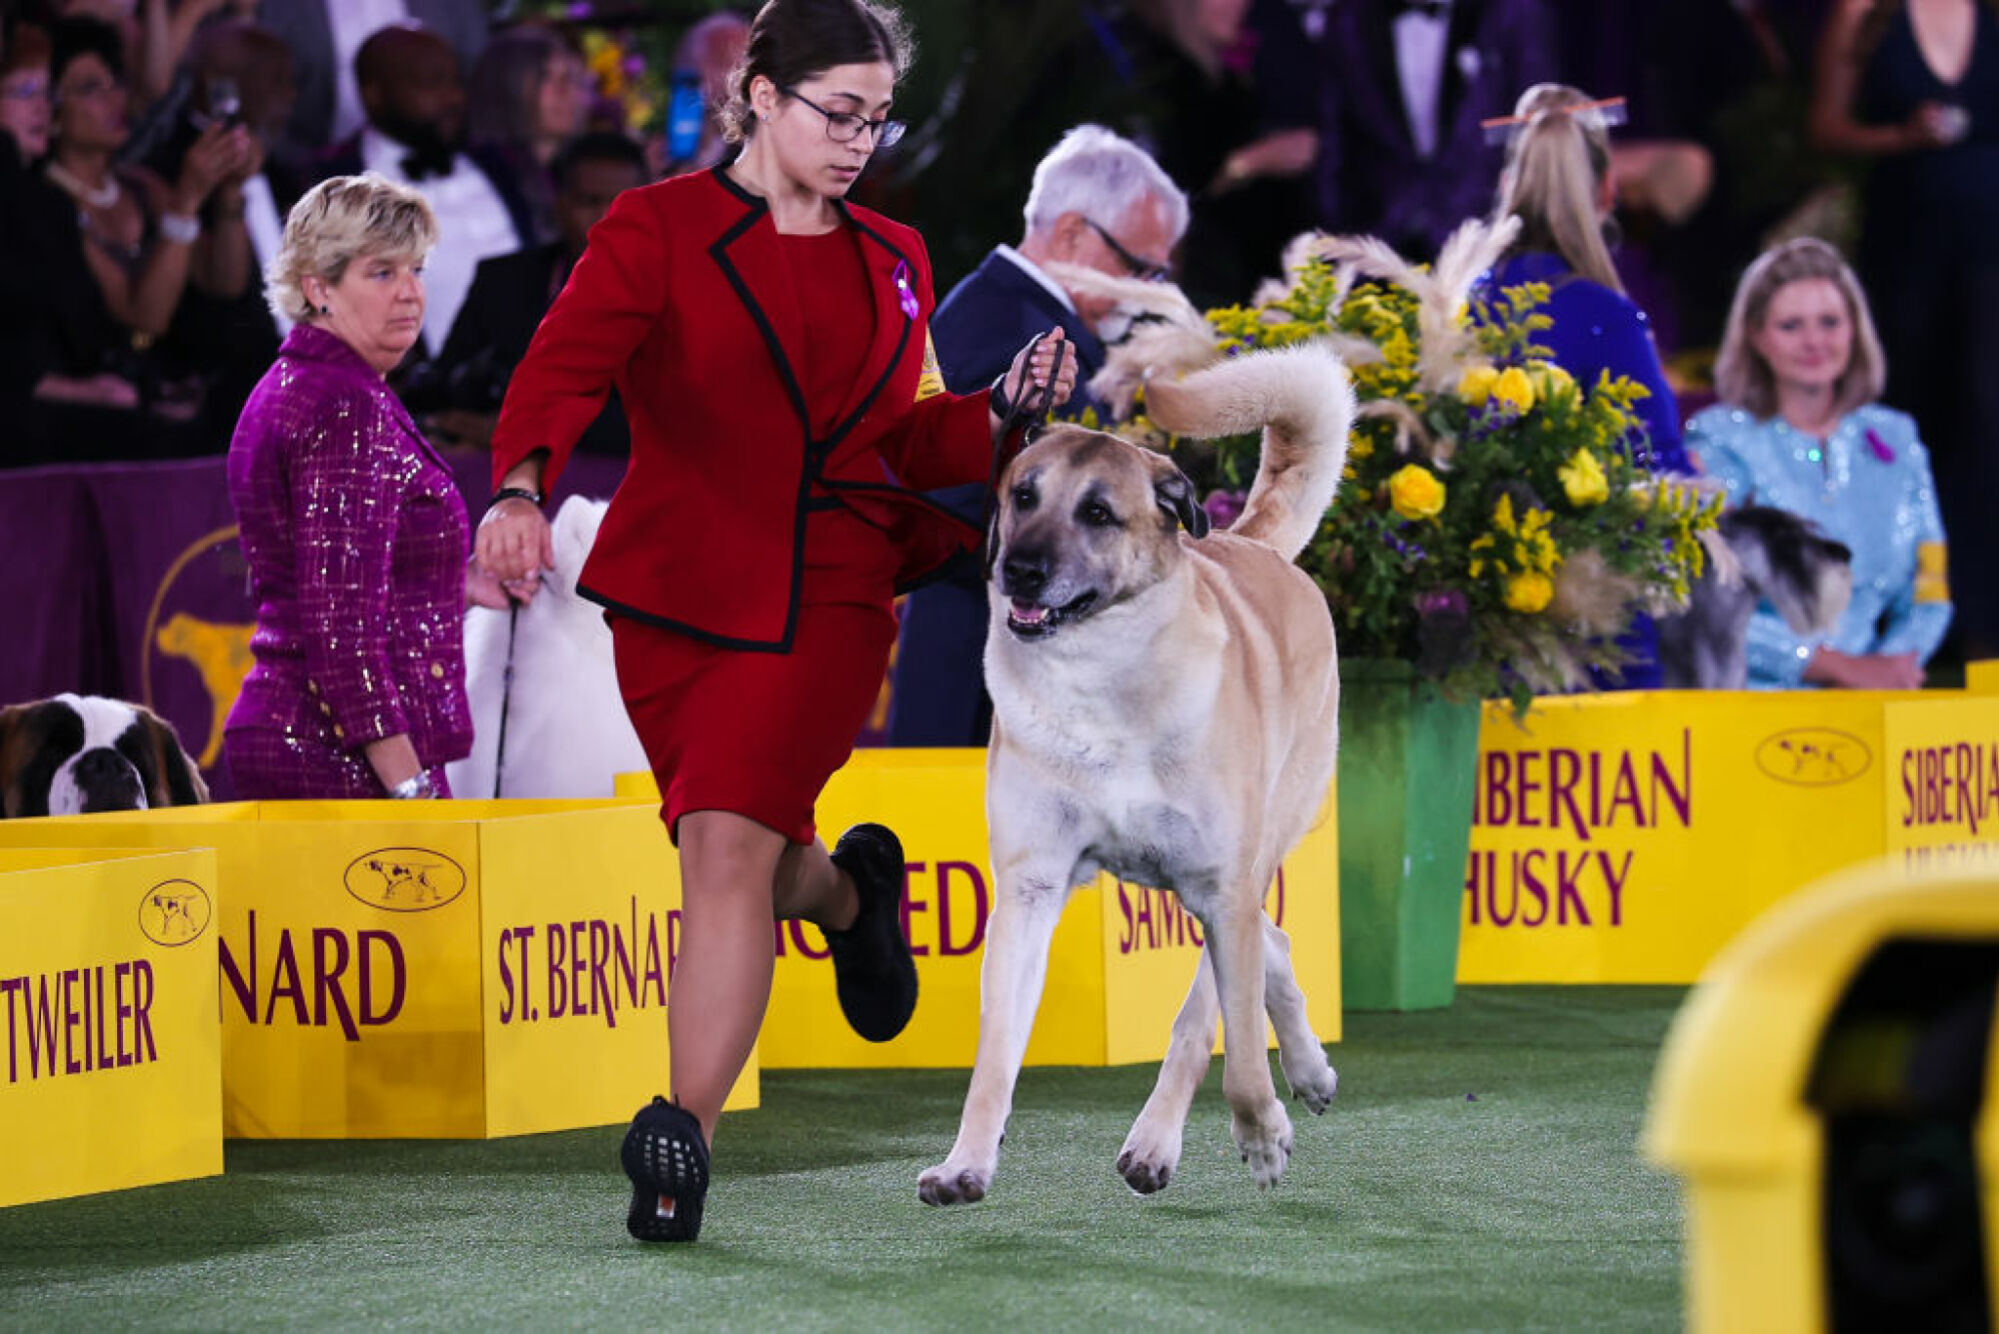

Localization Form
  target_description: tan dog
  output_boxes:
[919,342,1354,1204]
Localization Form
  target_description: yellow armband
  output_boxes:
[915,331,946,402]
[1915,541,1950,604]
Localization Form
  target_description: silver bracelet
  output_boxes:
[158,212,201,245]
[389,772,437,800]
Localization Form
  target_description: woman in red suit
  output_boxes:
[477,0,1075,1243]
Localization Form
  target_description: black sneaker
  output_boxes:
[825,823,919,1042]
[621,1096,709,1242]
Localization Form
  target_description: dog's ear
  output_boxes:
[1154,469,1210,539]
[137,709,208,807]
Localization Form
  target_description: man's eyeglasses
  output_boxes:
[780,86,906,149]
[1085,218,1171,283]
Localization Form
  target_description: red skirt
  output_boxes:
[610,508,902,845]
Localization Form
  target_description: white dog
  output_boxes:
[449,496,649,799]
[920,341,1353,1205]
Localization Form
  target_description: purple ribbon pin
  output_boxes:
[892,260,919,321]
[1864,427,1896,464]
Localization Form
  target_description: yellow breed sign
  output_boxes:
[0,801,755,1139]
[622,750,1343,1069]
[1460,691,1899,983]
[1,847,221,1207]
[1884,695,1999,874]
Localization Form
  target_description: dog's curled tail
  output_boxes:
[1141,342,1355,562]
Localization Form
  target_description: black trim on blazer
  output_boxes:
[579,582,799,654]
[670,167,978,642]
[826,202,915,449]
[709,209,814,441]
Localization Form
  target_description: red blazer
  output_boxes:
[491,167,996,651]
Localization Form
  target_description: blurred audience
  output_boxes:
[1109,0,1317,304]
[890,124,1188,747]
[133,0,259,105]
[1812,0,1999,661]
[1,17,51,162]
[661,10,751,176]
[415,130,645,454]
[2,13,252,461]
[317,22,531,359]
[1689,237,1950,689]
[149,18,299,432]
[258,0,487,175]
[466,21,589,243]
[1291,0,1556,260]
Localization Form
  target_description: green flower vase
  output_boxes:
[1335,659,1482,1011]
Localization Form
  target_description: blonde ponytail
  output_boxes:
[1494,84,1622,294]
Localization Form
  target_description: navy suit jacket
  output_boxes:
[1302,0,1556,257]
[931,249,1107,415]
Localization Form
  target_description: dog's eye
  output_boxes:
[1011,484,1037,511]
[1078,501,1120,528]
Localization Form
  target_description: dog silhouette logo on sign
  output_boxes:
[138,879,212,946]
[343,848,468,912]
[1756,728,1874,787]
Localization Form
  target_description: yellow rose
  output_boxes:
[1492,366,1536,415]
[1530,361,1577,403]
[1557,448,1609,507]
[1458,364,1499,407]
[1504,570,1555,613]
[1386,464,1446,521]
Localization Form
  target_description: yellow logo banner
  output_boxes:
[0,801,756,1139]
[1460,690,1933,984]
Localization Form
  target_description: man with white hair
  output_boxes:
[929,123,1188,422]
[889,124,1189,748]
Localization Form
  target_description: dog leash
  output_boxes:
[981,331,1063,579]
[491,601,518,799]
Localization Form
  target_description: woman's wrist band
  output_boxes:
[159,212,201,245]
[389,772,437,800]
[488,485,544,511]
[989,374,1016,421]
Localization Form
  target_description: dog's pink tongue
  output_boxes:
[1011,601,1048,624]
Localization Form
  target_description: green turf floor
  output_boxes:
[0,986,1687,1331]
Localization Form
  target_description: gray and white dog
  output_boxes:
[1656,506,1853,689]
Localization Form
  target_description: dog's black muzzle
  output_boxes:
[999,549,1098,638]
[74,746,145,813]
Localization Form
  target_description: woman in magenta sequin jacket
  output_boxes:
[224,175,511,800]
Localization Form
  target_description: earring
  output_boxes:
[319,304,330,315]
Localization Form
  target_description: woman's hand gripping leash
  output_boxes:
[983,328,1079,577]
[472,488,557,797]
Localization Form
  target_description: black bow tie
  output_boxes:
[400,150,454,183]
[1395,0,1450,17]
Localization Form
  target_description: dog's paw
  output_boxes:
[917,1160,992,1207]
[1284,1051,1339,1116]
[1115,1122,1184,1196]
[1231,1102,1294,1189]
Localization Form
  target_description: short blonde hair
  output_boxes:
[1714,237,1886,420]
[266,173,439,324]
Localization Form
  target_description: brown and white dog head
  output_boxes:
[989,425,1209,640]
[0,694,209,818]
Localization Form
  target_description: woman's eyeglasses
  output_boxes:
[1084,219,1171,283]
[780,86,906,148]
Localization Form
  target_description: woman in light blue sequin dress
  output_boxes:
[1688,237,1951,688]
